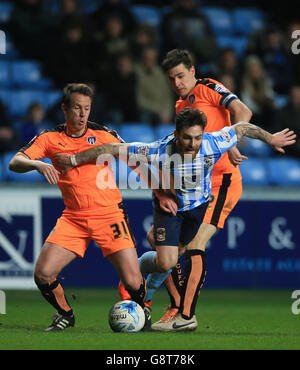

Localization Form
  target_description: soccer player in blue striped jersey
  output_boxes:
[54,107,296,332]
[128,118,237,213]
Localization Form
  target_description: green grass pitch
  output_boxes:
[0,288,299,350]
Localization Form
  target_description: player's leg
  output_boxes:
[162,247,185,309]
[118,225,183,307]
[152,202,210,331]
[178,222,216,322]
[95,207,151,330]
[34,241,77,331]
[36,213,90,331]
[138,209,191,327]
[107,236,152,332]
[175,174,242,323]
[124,205,181,304]
[139,203,182,275]
[117,225,177,305]
[108,248,146,308]
[144,226,171,304]
[155,174,242,331]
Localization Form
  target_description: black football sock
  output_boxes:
[36,279,73,317]
[180,250,207,320]
[126,279,146,308]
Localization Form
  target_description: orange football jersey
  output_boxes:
[176,78,241,180]
[20,122,123,211]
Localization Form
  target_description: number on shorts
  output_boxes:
[110,221,128,239]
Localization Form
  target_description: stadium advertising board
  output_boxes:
[0,188,299,289]
[0,191,41,288]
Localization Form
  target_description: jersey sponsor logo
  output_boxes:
[87,136,97,145]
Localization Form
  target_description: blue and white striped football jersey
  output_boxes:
[128,126,237,212]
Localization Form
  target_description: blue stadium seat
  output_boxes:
[154,124,174,140]
[2,151,48,183]
[232,8,265,36]
[2,35,19,59]
[0,88,11,110]
[201,7,234,36]
[119,123,155,143]
[239,158,269,186]
[131,5,161,27]
[266,157,300,186]
[215,35,248,58]
[0,2,13,23]
[11,61,53,89]
[9,90,47,118]
[44,90,63,109]
[239,137,273,157]
[0,61,11,87]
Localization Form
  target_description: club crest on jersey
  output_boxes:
[87,136,97,145]
[204,155,214,169]
[156,227,166,242]
[188,94,195,104]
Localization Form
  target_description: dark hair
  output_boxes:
[161,49,193,72]
[175,108,207,132]
[62,83,94,107]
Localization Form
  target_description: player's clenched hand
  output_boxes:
[228,146,248,166]
[155,190,178,216]
[270,129,297,154]
[53,153,73,173]
[35,162,60,184]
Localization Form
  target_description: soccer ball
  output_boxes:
[108,300,145,333]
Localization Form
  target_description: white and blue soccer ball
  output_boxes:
[108,300,145,333]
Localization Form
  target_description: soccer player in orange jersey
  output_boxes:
[53,109,295,332]
[9,83,149,331]
[142,49,254,330]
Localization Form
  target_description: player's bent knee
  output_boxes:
[34,268,56,286]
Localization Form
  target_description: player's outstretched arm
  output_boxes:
[54,143,130,172]
[232,122,297,154]
[74,143,130,164]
